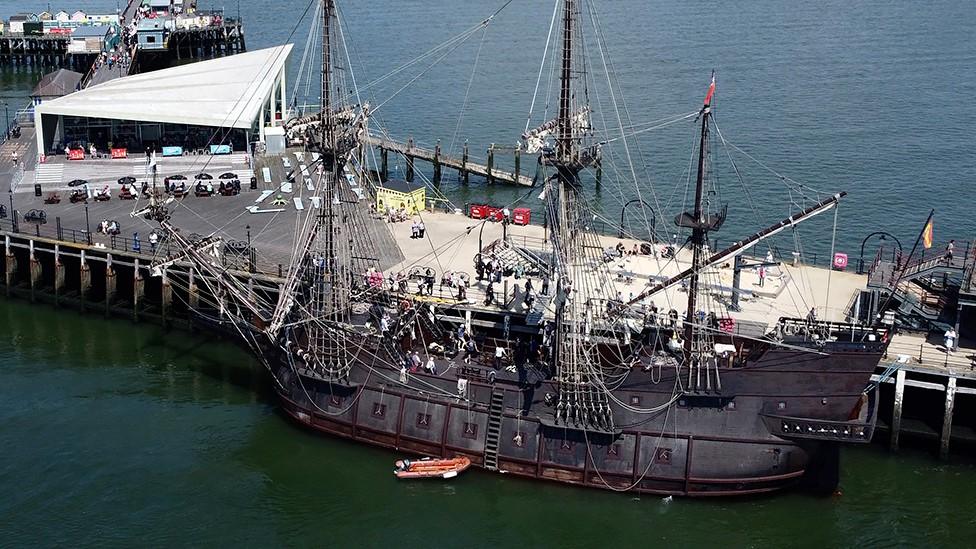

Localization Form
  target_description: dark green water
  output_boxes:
[1,298,975,547]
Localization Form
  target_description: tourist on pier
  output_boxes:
[946,240,955,264]
[758,265,766,287]
[945,328,957,353]
[411,219,420,238]
[418,220,426,238]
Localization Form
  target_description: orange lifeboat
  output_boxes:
[394,456,471,479]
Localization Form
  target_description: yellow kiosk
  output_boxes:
[376,179,426,215]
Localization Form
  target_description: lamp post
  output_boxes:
[474,221,488,281]
[858,231,903,274]
[619,198,656,241]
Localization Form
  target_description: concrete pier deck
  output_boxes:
[7,149,865,334]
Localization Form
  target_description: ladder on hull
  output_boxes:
[484,388,505,471]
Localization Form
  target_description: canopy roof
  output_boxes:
[32,69,82,98]
[35,44,292,130]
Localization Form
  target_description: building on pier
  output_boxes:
[30,69,83,104]
[33,44,292,157]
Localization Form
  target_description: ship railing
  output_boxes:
[777,317,888,342]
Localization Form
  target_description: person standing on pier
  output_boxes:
[945,240,955,265]
[758,265,766,287]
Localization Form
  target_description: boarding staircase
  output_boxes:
[483,388,505,471]
[525,293,552,325]
[482,238,550,277]
[865,240,974,332]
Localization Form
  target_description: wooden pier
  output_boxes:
[0,19,244,72]
[363,135,536,187]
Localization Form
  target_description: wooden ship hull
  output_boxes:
[269,319,885,497]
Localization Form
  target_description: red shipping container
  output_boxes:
[512,207,531,226]
[470,204,487,219]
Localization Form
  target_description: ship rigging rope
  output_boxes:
[369,0,514,115]
[447,24,490,157]
[595,111,699,145]
[582,380,681,493]
[824,204,839,317]
[584,0,664,228]
[274,296,471,402]
[524,0,562,134]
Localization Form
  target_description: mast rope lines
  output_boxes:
[368,0,515,115]
[623,192,848,308]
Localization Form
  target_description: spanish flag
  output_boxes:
[922,218,934,249]
[703,71,716,107]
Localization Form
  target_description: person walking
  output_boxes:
[945,327,957,353]
[463,337,478,364]
[494,345,506,370]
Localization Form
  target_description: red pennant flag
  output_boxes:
[703,71,716,107]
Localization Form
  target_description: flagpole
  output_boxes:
[875,208,934,325]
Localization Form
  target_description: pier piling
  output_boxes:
[5,235,16,298]
[487,144,495,185]
[105,254,117,317]
[133,259,144,322]
[54,245,64,307]
[891,368,907,451]
[161,268,172,327]
[28,239,41,304]
[406,137,415,182]
[940,377,957,460]
[80,250,91,313]
[433,142,442,184]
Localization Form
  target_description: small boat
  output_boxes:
[394,456,471,480]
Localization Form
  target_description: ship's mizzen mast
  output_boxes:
[684,100,711,355]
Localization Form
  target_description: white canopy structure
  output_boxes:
[35,44,293,156]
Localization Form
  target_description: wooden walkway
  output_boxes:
[362,134,535,187]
